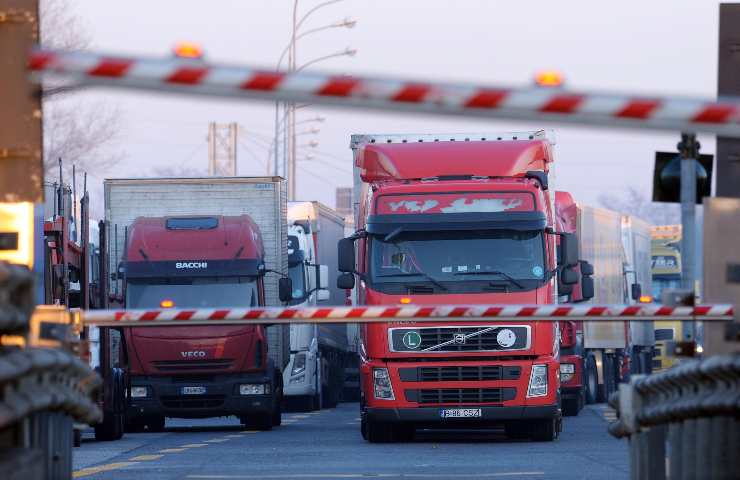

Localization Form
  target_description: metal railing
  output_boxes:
[609,355,740,480]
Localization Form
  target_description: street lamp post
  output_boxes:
[272,0,355,199]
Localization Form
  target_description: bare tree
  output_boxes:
[40,0,123,181]
[598,186,680,225]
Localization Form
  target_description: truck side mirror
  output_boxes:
[579,260,594,276]
[337,272,355,290]
[338,238,356,273]
[631,283,642,301]
[278,277,293,302]
[559,266,579,286]
[581,276,595,300]
[558,233,579,267]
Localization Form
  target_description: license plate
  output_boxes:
[440,408,482,418]
[181,386,207,395]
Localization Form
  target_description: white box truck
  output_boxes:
[103,177,289,430]
[283,201,356,409]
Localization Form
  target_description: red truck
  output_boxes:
[105,177,291,432]
[336,131,594,442]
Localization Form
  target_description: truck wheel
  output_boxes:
[73,429,82,447]
[585,356,599,404]
[146,416,166,432]
[504,421,529,440]
[364,419,395,443]
[94,412,123,441]
[241,415,272,431]
[562,397,580,417]
[272,400,282,426]
[125,416,146,433]
[531,418,558,442]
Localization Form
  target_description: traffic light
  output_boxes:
[652,152,713,204]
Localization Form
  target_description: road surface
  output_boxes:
[73,403,627,479]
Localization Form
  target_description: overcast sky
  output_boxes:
[65,0,725,213]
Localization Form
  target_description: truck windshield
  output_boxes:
[126,276,258,309]
[369,230,546,293]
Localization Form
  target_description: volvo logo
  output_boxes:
[176,262,208,269]
[402,331,422,350]
[453,333,466,344]
[181,351,207,358]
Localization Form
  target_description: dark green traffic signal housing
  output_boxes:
[652,151,713,204]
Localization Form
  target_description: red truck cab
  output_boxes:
[122,215,282,431]
[337,132,586,442]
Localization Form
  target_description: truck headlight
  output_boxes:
[129,386,149,398]
[559,363,575,383]
[373,368,395,400]
[291,352,306,376]
[527,364,548,398]
[240,384,269,395]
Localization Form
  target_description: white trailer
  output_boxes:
[577,206,653,403]
[283,201,356,409]
[103,176,290,369]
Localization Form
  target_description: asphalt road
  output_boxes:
[73,403,628,479]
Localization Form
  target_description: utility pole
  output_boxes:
[0,0,43,202]
[679,133,699,341]
[207,122,238,177]
[716,4,740,198]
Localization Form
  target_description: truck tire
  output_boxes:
[363,419,395,443]
[585,356,599,404]
[94,411,123,441]
[146,416,166,433]
[241,415,272,431]
[530,418,559,442]
[562,397,580,417]
[73,429,82,447]
[504,421,529,440]
[272,396,282,426]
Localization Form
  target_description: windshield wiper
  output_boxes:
[375,272,448,291]
[454,270,524,289]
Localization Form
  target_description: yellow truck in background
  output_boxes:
[650,225,682,371]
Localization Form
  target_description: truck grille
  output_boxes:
[405,387,516,404]
[390,326,529,352]
[160,394,225,409]
[398,366,521,382]
[152,359,234,371]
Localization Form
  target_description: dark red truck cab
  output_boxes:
[122,215,282,430]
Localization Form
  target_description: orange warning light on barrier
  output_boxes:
[160,299,175,308]
[173,42,203,59]
[535,70,564,87]
[638,295,654,304]
[400,297,412,304]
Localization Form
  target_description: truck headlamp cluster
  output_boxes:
[291,352,306,376]
[373,368,395,400]
[129,386,149,398]
[527,364,548,398]
[559,363,575,383]
[240,384,270,396]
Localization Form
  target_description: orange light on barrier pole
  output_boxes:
[173,42,203,59]
[535,70,565,87]
[0,202,34,268]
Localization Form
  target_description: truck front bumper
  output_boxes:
[128,373,275,420]
[365,404,559,425]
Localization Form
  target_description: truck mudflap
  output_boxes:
[365,404,559,424]
[127,372,276,420]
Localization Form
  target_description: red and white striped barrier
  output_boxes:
[78,304,735,327]
[29,49,740,137]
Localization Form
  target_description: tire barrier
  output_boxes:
[608,354,740,479]
[0,347,102,430]
[0,261,35,334]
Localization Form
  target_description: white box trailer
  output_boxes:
[577,205,627,350]
[103,176,290,369]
